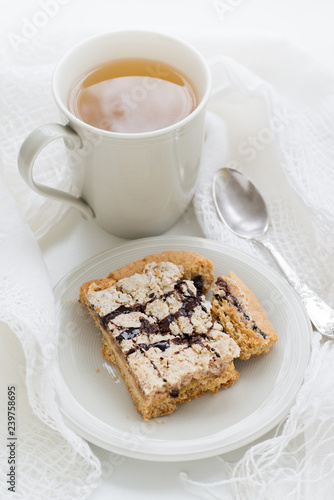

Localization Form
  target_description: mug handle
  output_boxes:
[18,123,95,220]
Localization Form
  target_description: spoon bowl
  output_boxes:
[213,167,269,240]
[213,167,334,338]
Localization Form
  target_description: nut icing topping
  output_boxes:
[87,262,240,397]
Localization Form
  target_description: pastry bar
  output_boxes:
[79,251,240,420]
[211,271,278,360]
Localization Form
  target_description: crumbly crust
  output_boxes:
[106,250,215,294]
[79,251,239,420]
[101,337,239,420]
[211,271,278,360]
[79,250,214,303]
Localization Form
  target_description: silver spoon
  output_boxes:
[213,167,334,338]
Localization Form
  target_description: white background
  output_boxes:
[2,0,334,69]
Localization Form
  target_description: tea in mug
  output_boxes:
[68,58,197,133]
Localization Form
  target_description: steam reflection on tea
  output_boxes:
[69,58,197,133]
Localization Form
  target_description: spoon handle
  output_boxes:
[259,236,334,337]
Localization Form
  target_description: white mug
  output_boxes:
[18,30,211,238]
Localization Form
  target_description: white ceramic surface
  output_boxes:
[53,236,312,461]
[17,31,211,238]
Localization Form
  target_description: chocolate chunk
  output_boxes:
[101,305,133,327]
[192,275,204,296]
[116,327,142,342]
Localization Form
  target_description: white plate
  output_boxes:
[53,235,312,461]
